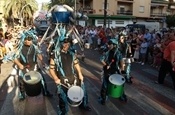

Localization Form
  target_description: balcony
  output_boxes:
[78,7,94,14]
[79,0,93,3]
[117,0,134,3]
[117,10,133,15]
[150,13,167,17]
[83,8,94,14]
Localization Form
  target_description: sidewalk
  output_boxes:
[0,62,13,88]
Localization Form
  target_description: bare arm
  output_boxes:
[14,58,24,70]
[101,60,107,66]
[49,58,61,84]
[171,50,175,66]
[128,44,132,54]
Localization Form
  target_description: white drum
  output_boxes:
[67,86,84,107]
[85,43,90,49]
[109,74,125,86]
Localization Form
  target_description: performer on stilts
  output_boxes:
[39,4,91,115]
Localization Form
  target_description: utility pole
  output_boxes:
[104,0,107,28]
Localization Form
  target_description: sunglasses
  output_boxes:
[25,37,32,41]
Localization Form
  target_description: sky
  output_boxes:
[36,0,50,4]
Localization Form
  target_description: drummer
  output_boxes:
[13,31,52,100]
[99,39,127,105]
[118,35,133,83]
[49,38,91,115]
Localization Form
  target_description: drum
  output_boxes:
[67,86,84,107]
[108,74,125,98]
[85,43,90,49]
[122,58,131,64]
[52,12,71,23]
[23,71,42,96]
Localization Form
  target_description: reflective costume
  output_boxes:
[118,39,133,83]
[43,4,90,115]
[99,39,127,105]
[3,30,51,100]
[50,48,89,115]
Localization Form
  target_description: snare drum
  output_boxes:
[67,86,84,107]
[23,71,42,96]
[126,58,131,64]
[122,58,133,64]
[85,43,90,49]
[108,74,125,98]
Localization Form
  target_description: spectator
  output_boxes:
[155,33,175,90]
[140,38,148,65]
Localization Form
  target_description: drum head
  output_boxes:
[67,86,84,102]
[125,58,131,63]
[23,71,42,85]
[109,74,125,85]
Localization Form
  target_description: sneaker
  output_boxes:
[126,78,133,84]
[141,63,144,65]
[98,97,106,105]
[43,91,53,97]
[19,92,25,101]
[100,100,106,105]
[119,94,127,103]
[79,105,91,111]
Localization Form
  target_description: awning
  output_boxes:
[87,14,136,20]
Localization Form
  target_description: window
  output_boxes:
[139,6,144,13]
[40,21,47,25]
[120,6,125,13]
[115,20,124,24]
[97,20,104,24]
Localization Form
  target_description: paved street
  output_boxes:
[0,47,175,115]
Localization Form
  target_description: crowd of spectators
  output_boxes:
[76,25,175,71]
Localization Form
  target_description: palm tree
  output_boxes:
[3,0,38,27]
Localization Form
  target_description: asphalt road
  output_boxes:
[0,45,175,115]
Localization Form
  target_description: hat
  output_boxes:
[24,36,33,41]
[109,39,118,45]
[62,37,72,44]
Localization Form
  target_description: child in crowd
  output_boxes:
[140,38,148,65]
[151,38,162,69]
[133,44,140,62]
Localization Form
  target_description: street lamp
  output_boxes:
[20,3,31,27]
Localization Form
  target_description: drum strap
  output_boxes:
[105,48,119,65]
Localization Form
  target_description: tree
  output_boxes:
[166,15,175,28]
[49,0,75,8]
[3,0,38,27]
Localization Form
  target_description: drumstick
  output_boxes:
[108,59,114,68]
[60,83,69,89]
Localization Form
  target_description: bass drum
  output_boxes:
[67,86,84,107]
[23,71,42,96]
[108,74,125,98]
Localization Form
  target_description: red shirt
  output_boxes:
[163,41,175,62]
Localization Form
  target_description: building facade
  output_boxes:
[77,0,175,29]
